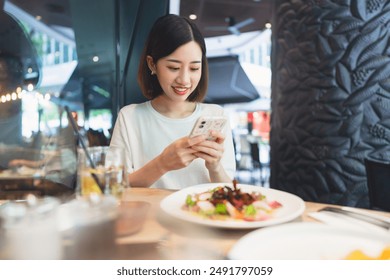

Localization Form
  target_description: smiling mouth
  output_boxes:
[173,87,190,95]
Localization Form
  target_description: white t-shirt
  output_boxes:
[110,101,236,189]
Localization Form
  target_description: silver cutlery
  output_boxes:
[319,207,390,230]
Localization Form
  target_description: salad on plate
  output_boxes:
[182,180,283,222]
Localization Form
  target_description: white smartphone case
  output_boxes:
[189,116,227,140]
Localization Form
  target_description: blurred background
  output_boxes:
[0,0,272,197]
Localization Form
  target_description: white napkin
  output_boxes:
[308,210,390,236]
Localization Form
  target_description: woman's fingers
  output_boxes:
[208,130,225,144]
[159,136,204,171]
[187,134,206,146]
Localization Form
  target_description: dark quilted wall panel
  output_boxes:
[270,0,390,208]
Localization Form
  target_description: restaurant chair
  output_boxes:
[232,137,240,169]
[364,158,390,212]
[234,135,253,184]
[249,142,269,187]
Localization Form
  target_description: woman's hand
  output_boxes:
[128,132,230,188]
[128,135,206,188]
[190,130,232,183]
[190,130,225,171]
[157,134,206,172]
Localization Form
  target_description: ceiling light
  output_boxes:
[92,56,99,62]
[189,14,197,20]
[265,22,272,29]
[35,15,42,21]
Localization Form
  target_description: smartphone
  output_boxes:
[189,116,227,141]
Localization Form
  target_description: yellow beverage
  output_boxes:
[80,166,126,197]
[77,146,127,197]
[81,169,103,195]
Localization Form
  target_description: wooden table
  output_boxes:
[113,187,390,260]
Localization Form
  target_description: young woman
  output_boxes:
[110,14,236,189]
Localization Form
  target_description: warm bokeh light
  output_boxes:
[27,84,34,91]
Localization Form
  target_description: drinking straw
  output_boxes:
[64,106,105,193]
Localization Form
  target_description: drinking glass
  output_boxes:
[77,146,128,198]
[62,194,118,259]
[0,195,62,259]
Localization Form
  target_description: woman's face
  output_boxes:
[150,41,202,102]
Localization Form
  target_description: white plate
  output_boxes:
[228,222,390,260]
[160,183,305,229]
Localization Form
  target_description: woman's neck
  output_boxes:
[151,97,196,118]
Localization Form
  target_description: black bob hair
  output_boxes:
[137,14,208,102]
